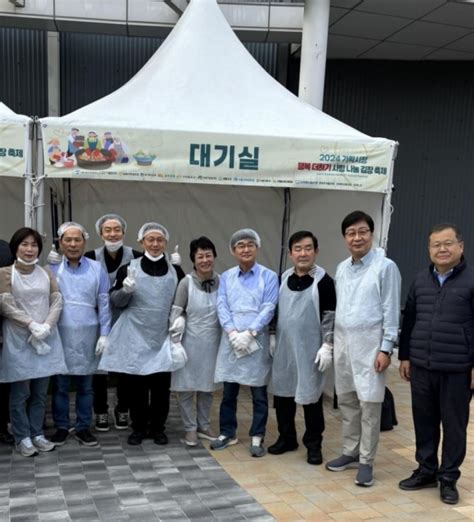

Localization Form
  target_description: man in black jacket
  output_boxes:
[398,223,474,505]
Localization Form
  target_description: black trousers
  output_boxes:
[93,373,130,414]
[411,365,471,481]
[0,383,9,432]
[273,395,325,450]
[128,372,171,434]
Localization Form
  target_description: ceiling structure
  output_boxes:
[326,0,474,60]
[1,0,474,60]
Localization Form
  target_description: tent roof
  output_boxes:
[42,0,384,142]
[0,102,30,124]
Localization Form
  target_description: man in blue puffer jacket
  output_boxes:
[398,223,474,505]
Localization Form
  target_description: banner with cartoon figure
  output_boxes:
[42,123,395,193]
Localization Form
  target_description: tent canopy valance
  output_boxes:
[40,0,396,193]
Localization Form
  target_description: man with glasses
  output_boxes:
[398,223,474,505]
[326,211,401,487]
[211,229,278,457]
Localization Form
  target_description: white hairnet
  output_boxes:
[229,228,261,250]
[95,214,127,236]
[58,221,90,240]
[137,222,170,242]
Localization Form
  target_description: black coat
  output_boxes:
[399,257,474,372]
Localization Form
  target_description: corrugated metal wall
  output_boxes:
[321,60,474,296]
[0,27,48,116]
[60,33,279,114]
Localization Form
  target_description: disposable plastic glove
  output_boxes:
[95,336,109,355]
[235,330,254,352]
[315,342,333,372]
[169,315,186,341]
[170,245,181,266]
[269,334,276,357]
[123,265,137,294]
[47,245,62,265]
[28,335,51,355]
[228,331,240,350]
[28,322,51,340]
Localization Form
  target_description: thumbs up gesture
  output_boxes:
[123,264,137,293]
[170,244,182,266]
[47,244,62,265]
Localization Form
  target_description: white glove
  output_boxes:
[315,342,333,372]
[228,331,240,350]
[235,330,254,352]
[269,334,276,357]
[170,245,181,266]
[169,315,186,341]
[122,265,137,294]
[28,322,51,341]
[28,335,51,355]
[47,245,62,265]
[95,336,109,355]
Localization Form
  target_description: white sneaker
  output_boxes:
[250,436,266,458]
[32,434,55,452]
[16,437,38,457]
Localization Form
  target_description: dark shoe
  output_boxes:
[75,429,98,447]
[153,432,168,445]
[127,431,145,446]
[114,408,129,430]
[268,437,299,455]
[399,469,438,491]
[0,431,14,445]
[326,454,359,472]
[440,479,459,505]
[307,448,323,465]
[355,463,374,487]
[94,413,110,432]
[50,428,69,446]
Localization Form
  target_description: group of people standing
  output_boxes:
[0,210,471,507]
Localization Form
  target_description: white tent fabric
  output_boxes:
[0,102,30,178]
[41,0,396,193]
[37,0,397,272]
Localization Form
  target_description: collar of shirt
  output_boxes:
[66,256,83,268]
[238,264,256,277]
[433,266,454,286]
[351,248,375,266]
[291,264,317,278]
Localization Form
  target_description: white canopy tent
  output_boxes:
[0,102,34,240]
[39,0,397,274]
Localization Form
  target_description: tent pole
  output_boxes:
[381,143,398,250]
[35,120,46,236]
[24,120,35,228]
[298,0,330,110]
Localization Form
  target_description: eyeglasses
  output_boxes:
[344,228,371,239]
[429,240,459,250]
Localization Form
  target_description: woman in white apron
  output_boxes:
[0,228,67,457]
[169,237,221,446]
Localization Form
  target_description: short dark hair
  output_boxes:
[9,227,43,258]
[429,223,463,242]
[189,236,217,263]
[288,230,318,251]
[341,211,374,236]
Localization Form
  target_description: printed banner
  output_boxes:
[42,124,395,193]
[0,122,28,178]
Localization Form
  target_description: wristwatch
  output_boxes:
[250,330,258,338]
[380,350,392,358]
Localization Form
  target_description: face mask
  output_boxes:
[144,251,164,262]
[104,240,123,253]
[17,257,38,266]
